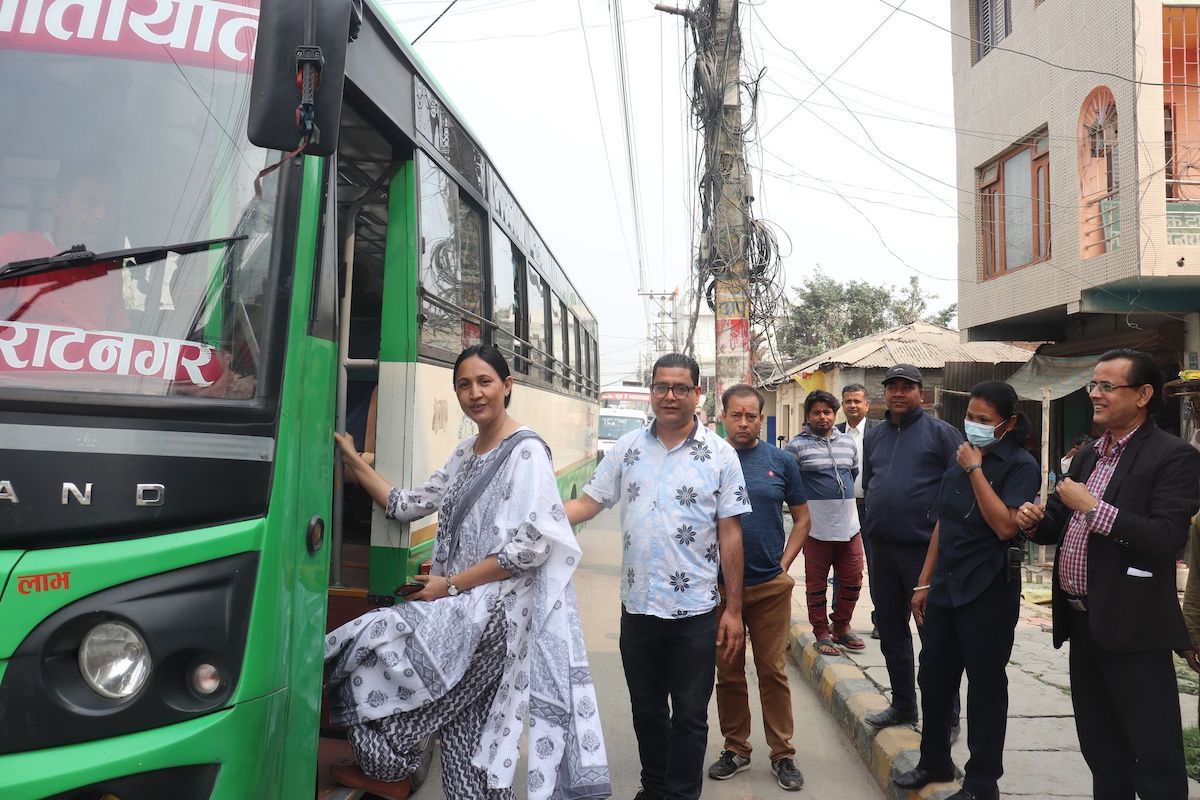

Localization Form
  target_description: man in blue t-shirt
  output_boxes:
[708,384,810,792]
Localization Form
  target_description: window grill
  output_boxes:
[1164,6,1200,245]
[973,0,1012,63]
[1078,87,1119,257]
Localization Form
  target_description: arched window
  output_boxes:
[1078,87,1119,257]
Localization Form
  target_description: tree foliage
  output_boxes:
[777,271,958,361]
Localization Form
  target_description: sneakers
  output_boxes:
[707,750,751,780]
[771,757,805,791]
[707,751,804,790]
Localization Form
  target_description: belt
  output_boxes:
[1065,594,1087,613]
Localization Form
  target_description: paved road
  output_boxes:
[811,566,1200,800]
[420,508,883,798]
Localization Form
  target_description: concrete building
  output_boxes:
[952,0,1200,441]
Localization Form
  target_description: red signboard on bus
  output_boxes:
[0,0,259,70]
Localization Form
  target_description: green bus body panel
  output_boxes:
[255,155,336,799]
[0,522,262,659]
[379,162,419,364]
[556,459,596,501]
[0,155,334,799]
[367,536,434,593]
[0,691,288,800]
[0,551,22,606]
[367,162,417,597]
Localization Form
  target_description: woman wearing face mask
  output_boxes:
[892,381,1038,800]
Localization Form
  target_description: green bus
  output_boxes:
[0,1,600,796]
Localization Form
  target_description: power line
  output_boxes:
[609,0,649,292]
[382,0,534,26]
[877,0,1200,91]
[412,0,463,44]
[759,0,906,141]
[415,13,658,44]
[752,39,955,120]
[760,103,1190,324]
[575,0,639,289]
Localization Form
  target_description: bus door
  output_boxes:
[327,103,418,622]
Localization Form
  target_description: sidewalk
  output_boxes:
[784,565,1200,799]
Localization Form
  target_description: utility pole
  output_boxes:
[639,288,680,364]
[659,0,753,412]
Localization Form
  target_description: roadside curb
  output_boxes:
[787,624,961,800]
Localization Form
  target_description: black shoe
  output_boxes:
[707,750,751,780]
[870,625,880,639]
[893,765,956,789]
[633,791,662,800]
[949,722,961,745]
[947,790,997,800]
[771,757,805,791]
[864,705,917,727]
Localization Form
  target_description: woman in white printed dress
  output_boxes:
[328,345,611,800]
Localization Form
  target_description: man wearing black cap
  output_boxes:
[861,364,963,729]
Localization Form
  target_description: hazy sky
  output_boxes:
[380,0,958,383]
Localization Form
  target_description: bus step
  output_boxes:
[316,737,365,800]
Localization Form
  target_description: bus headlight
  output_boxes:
[78,622,152,700]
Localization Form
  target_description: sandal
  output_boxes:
[834,632,866,651]
[814,639,840,656]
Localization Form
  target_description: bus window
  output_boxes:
[489,222,523,372]
[527,268,550,382]
[583,330,593,395]
[418,156,483,356]
[572,316,582,392]
[552,294,567,389]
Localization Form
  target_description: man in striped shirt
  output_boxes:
[786,390,866,656]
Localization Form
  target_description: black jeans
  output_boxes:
[917,572,1019,793]
[620,607,718,800]
[871,539,927,710]
[871,539,959,723]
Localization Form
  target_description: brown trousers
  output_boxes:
[715,570,796,761]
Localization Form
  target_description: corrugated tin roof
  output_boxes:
[785,322,1034,375]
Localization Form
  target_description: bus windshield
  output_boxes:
[0,1,278,402]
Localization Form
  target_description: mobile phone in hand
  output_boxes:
[394,582,424,597]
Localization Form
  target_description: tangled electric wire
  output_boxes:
[680,0,790,374]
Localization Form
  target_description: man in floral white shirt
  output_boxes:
[567,353,750,800]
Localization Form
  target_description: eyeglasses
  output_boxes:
[650,382,696,399]
[1085,381,1140,394]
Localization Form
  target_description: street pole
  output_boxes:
[708,0,751,413]
[660,0,752,413]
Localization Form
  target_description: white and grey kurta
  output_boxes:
[325,430,611,800]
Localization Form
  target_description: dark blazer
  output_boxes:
[836,418,882,435]
[1030,420,1200,651]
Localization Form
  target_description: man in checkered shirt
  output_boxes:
[1019,348,1200,800]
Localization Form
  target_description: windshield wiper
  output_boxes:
[0,235,249,281]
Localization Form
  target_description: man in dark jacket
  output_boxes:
[1018,349,1200,800]
[861,364,962,728]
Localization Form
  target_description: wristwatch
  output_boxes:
[964,463,982,475]
[446,576,461,597]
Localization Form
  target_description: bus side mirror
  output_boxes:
[247,0,362,157]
